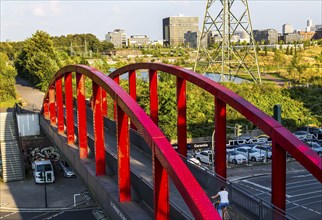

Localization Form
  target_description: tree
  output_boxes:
[100,40,114,53]
[15,30,61,91]
[264,46,268,56]
[0,52,17,101]
[291,53,307,83]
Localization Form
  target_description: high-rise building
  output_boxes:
[163,15,199,47]
[306,19,315,32]
[105,29,127,48]
[282,24,294,35]
[253,29,278,44]
[307,19,313,27]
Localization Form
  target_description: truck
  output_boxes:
[32,159,55,184]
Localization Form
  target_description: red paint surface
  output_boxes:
[93,82,106,176]
[177,77,187,157]
[64,72,74,145]
[76,73,88,159]
[215,97,226,178]
[55,77,64,134]
[149,69,158,125]
[117,106,131,202]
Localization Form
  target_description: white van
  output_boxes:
[32,160,55,184]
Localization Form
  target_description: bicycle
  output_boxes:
[213,200,231,220]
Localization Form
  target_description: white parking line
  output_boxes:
[242,180,292,198]
[289,194,322,204]
[286,179,315,186]
[287,182,319,189]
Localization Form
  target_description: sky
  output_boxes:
[1,0,321,42]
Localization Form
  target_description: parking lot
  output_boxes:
[0,163,103,220]
[231,165,322,220]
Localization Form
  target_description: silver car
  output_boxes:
[59,160,76,178]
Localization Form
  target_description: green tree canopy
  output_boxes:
[0,52,17,101]
[15,30,61,91]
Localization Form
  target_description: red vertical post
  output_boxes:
[149,69,158,125]
[56,77,64,134]
[176,77,187,157]
[43,98,49,119]
[113,76,120,121]
[153,149,169,220]
[129,70,137,130]
[49,87,56,126]
[272,139,286,211]
[76,73,88,159]
[215,97,226,178]
[65,72,75,145]
[101,90,107,117]
[93,82,106,176]
[117,105,131,202]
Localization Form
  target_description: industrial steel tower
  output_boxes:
[194,0,261,83]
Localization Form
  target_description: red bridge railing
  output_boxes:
[42,64,218,219]
[42,63,322,218]
[109,63,322,212]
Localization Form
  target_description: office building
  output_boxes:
[282,24,294,35]
[184,31,198,48]
[163,15,199,47]
[306,18,315,32]
[283,33,303,43]
[298,31,315,41]
[253,29,278,44]
[128,35,150,47]
[105,29,127,48]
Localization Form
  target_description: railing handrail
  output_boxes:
[109,62,322,183]
[41,64,218,219]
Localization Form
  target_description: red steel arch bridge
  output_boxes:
[40,63,322,219]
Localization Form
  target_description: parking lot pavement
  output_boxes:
[233,170,322,220]
[0,167,97,211]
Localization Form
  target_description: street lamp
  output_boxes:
[211,130,215,171]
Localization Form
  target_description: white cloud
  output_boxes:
[112,5,121,14]
[33,7,45,17]
[49,1,64,14]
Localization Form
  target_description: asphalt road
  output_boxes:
[232,168,322,220]
[15,76,44,110]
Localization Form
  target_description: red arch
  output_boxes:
[42,64,218,219]
[109,62,322,211]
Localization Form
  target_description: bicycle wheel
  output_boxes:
[222,209,231,220]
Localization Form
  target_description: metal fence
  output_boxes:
[183,158,298,220]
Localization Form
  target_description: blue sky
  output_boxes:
[1,0,321,42]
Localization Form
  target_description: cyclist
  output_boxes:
[212,186,229,218]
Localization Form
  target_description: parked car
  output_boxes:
[226,151,248,164]
[234,146,266,162]
[195,150,213,164]
[293,131,314,141]
[306,141,322,157]
[58,160,76,178]
[252,145,272,159]
[297,126,322,134]
[187,157,201,166]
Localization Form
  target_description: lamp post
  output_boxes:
[211,130,215,171]
[43,171,48,208]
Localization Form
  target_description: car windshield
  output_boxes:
[36,164,52,172]
[229,151,239,156]
[247,149,257,153]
